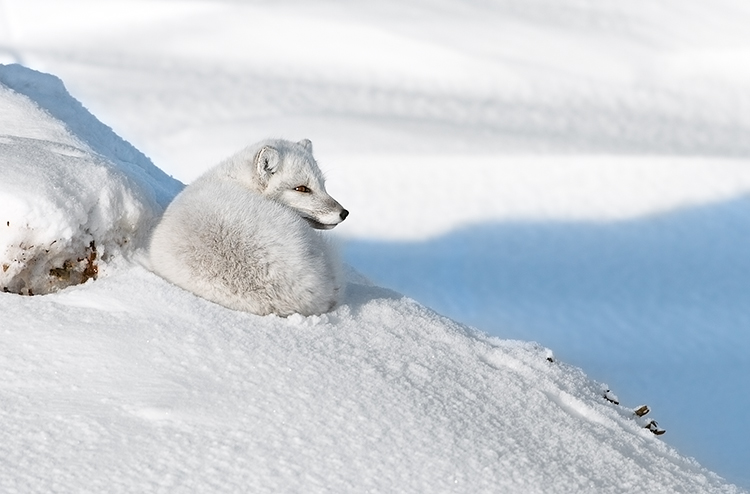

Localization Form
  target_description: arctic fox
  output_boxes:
[148,139,349,316]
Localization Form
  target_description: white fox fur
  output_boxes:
[148,139,348,316]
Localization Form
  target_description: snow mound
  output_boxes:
[1,269,742,493]
[0,66,743,492]
[0,64,182,295]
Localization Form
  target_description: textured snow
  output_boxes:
[2,266,737,493]
[0,66,181,294]
[0,66,741,494]
[2,0,750,490]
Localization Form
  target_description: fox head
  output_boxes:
[229,139,348,230]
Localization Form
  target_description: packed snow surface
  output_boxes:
[3,0,750,489]
[2,268,739,493]
[0,64,743,494]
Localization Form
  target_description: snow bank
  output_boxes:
[1,267,742,493]
[0,64,182,295]
[0,66,743,492]
[4,0,750,486]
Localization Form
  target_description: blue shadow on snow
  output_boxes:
[343,196,750,489]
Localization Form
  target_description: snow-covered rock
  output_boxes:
[0,64,182,295]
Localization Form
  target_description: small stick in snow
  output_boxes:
[603,389,619,405]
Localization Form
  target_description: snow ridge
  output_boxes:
[0,64,182,208]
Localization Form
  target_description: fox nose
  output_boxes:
[340,209,349,221]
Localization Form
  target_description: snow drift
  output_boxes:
[0,65,743,492]
[0,65,181,295]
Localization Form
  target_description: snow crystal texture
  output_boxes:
[0,65,181,294]
[0,65,744,493]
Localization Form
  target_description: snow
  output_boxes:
[3,265,735,493]
[2,0,750,490]
[326,154,750,240]
[0,65,181,295]
[0,67,742,494]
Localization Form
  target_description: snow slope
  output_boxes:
[3,0,750,487]
[0,66,744,493]
[1,268,734,493]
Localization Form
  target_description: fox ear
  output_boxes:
[255,146,280,181]
[298,139,313,153]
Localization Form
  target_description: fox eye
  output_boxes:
[294,185,311,193]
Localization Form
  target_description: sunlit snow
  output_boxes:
[2,0,750,490]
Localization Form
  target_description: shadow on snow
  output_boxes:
[343,195,750,489]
